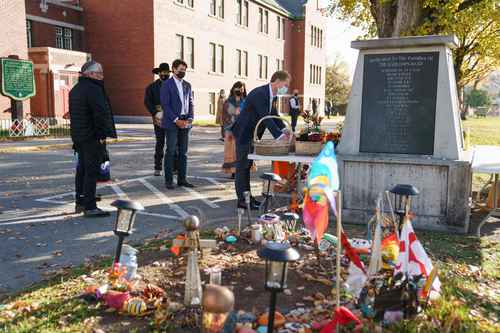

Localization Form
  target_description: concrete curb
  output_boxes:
[0,137,154,154]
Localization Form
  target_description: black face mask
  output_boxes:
[160,75,169,81]
[234,90,242,96]
[176,71,186,79]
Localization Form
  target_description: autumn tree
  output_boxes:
[325,56,352,108]
[329,0,500,107]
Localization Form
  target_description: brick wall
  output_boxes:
[25,0,85,51]
[82,0,155,118]
[0,0,30,119]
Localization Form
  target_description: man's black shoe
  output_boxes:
[75,204,85,214]
[165,182,175,190]
[178,181,195,188]
[83,208,110,218]
[250,197,262,207]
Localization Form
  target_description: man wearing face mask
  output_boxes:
[145,63,171,176]
[289,89,300,132]
[160,59,195,189]
[69,60,117,217]
[231,70,292,210]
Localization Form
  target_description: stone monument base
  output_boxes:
[338,154,471,233]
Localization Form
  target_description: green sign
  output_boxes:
[1,58,36,101]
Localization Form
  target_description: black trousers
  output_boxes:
[235,142,252,203]
[75,140,101,210]
[154,124,166,171]
[290,109,299,132]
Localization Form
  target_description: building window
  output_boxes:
[219,46,224,73]
[176,34,184,61]
[55,27,63,48]
[186,37,194,68]
[319,30,323,48]
[218,0,224,19]
[243,50,248,76]
[236,0,248,26]
[259,55,268,79]
[26,20,32,48]
[209,92,216,115]
[209,43,216,72]
[264,10,269,34]
[210,0,216,16]
[187,0,194,7]
[276,58,284,71]
[237,49,242,75]
[64,28,72,50]
[243,1,249,26]
[258,8,263,33]
[281,18,285,40]
[310,26,314,46]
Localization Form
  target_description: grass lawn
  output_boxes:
[0,225,498,333]
[463,116,500,147]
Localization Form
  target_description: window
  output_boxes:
[281,18,285,39]
[276,58,280,71]
[259,8,263,32]
[237,49,242,75]
[217,45,224,73]
[176,34,184,61]
[319,30,323,48]
[243,1,248,26]
[277,17,285,39]
[281,59,284,71]
[220,1,224,18]
[26,20,32,48]
[209,43,216,72]
[210,0,216,16]
[243,50,248,76]
[55,27,63,48]
[264,10,269,34]
[187,0,193,7]
[64,28,72,50]
[276,58,284,71]
[186,37,194,68]
[264,55,268,79]
[209,92,216,115]
[175,34,194,68]
[236,0,241,24]
[259,55,263,79]
[277,16,281,39]
[310,25,314,46]
[319,66,322,84]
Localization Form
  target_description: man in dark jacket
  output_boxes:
[144,63,170,176]
[231,70,291,209]
[69,60,117,217]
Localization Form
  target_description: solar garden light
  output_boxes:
[202,284,235,333]
[110,199,144,264]
[389,184,419,228]
[258,241,300,333]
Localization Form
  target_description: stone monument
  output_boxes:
[337,35,471,233]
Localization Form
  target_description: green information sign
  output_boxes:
[1,58,36,101]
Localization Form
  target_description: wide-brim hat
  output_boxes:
[152,63,170,74]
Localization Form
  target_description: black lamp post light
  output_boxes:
[110,199,144,263]
[258,241,300,333]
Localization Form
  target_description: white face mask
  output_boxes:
[277,86,288,95]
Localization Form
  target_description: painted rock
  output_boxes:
[258,312,285,327]
[124,297,147,315]
[256,326,268,333]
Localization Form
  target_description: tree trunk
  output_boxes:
[370,0,397,37]
[393,0,425,36]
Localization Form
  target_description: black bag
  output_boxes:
[97,143,111,182]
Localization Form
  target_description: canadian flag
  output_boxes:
[395,217,441,297]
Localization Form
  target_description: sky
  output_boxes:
[325,17,365,80]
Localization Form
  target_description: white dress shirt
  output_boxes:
[289,97,299,109]
[173,76,186,115]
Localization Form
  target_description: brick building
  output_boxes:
[1,0,327,121]
[82,0,327,121]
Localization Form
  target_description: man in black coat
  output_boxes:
[231,70,292,209]
[144,63,171,176]
[69,60,117,217]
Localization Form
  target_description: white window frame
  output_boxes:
[209,42,216,72]
[63,27,72,50]
[55,26,63,49]
[186,37,194,69]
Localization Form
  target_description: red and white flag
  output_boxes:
[395,217,441,296]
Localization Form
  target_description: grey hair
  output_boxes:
[81,60,103,74]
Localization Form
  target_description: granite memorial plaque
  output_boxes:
[359,52,439,155]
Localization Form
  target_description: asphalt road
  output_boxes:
[0,127,268,296]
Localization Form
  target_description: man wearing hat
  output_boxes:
[145,63,171,176]
[69,60,117,217]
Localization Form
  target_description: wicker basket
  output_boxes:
[253,115,292,156]
[295,141,323,156]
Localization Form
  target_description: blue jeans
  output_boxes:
[164,127,189,184]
